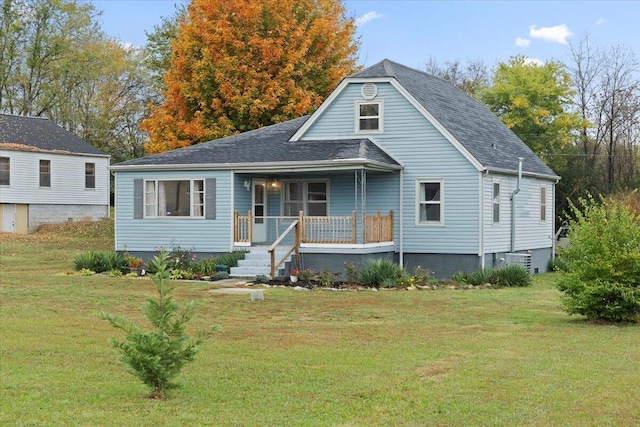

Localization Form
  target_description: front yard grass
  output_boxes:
[1,220,639,426]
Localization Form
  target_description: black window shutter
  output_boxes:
[205,178,216,219]
[133,179,143,219]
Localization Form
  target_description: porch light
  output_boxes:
[243,180,251,191]
[270,178,279,189]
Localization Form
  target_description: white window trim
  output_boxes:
[143,178,206,219]
[355,100,383,134]
[281,179,330,216]
[540,184,547,223]
[492,179,501,224]
[85,162,96,190]
[416,178,444,226]
[0,156,9,186]
[39,159,51,188]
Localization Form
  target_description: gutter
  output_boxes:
[510,158,523,253]
[109,159,403,173]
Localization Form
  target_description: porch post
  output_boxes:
[247,210,252,243]
[234,211,238,242]
[352,210,357,244]
[390,210,394,241]
[376,210,382,243]
[298,210,305,243]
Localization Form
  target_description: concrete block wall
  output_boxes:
[28,204,109,233]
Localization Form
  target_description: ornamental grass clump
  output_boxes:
[358,258,404,288]
[99,251,205,398]
[494,264,532,287]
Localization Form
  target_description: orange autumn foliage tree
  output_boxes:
[141,0,359,154]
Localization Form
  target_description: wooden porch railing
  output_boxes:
[268,218,300,278]
[234,210,252,243]
[364,210,394,243]
[234,210,394,245]
[301,211,357,244]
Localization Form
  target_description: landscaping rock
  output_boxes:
[293,286,310,291]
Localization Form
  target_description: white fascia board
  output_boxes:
[290,77,397,142]
[290,78,351,141]
[0,147,110,159]
[485,167,560,181]
[387,79,485,172]
[110,159,402,174]
[366,137,405,168]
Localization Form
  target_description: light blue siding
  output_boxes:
[302,82,480,254]
[115,170,232,252]
[483,173,555,253]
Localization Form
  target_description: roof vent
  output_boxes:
[361,83,378,100]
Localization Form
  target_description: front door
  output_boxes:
[252,179,267,243]
[2,204,16,233]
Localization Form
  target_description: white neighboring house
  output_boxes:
[0,114,110,233]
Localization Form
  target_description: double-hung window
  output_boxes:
[356,101,382,132]
[0,157,9,186]
[540,185,547,222]
[39,160,51,187]
[283,181,328,216]
[492,181,501,223]
[85,163,95,189]
[144,179,205,218]
[417,179,443,225]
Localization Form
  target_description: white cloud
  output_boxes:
[523,57,545,66]
[515,37,531,47]
[528,24,573,45]
[595,18,607,26]
[355,11,383,27]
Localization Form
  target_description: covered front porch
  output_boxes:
[231,168,400,277]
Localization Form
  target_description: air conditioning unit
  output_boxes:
[505,253,531,272]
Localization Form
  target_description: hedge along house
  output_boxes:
[111,59,559,279]
[0,114,110,234]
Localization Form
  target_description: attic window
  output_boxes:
[356,101,382,133]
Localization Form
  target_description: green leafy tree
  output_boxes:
[0,0,153,161]
[99,251,204,398]
[479,55,581,157]
[556,193,640,323]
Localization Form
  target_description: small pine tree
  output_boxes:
[99,251,203,398]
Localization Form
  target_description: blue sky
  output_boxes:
[92,0,639,69]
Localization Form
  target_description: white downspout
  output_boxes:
[399,169,404,267]
[510,158,523,253]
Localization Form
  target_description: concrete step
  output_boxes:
[230,245,293,278]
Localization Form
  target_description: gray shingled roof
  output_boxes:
[0,114,106,156]
[352,59,557,178]
[113,116,401,169]
[113,59,556,178]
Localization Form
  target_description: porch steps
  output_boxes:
[230,245,294,279]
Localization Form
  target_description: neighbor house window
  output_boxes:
[283,181,328,216]
[144,179,205,218]
[85,163,95,189]
[417,180,443,225]
[39,160,50,187]
[492,181,500,223]
[0,157,9,185]
[540,185,547,222]
[356,101,382,132]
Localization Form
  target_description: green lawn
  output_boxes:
[1,220,639,426]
